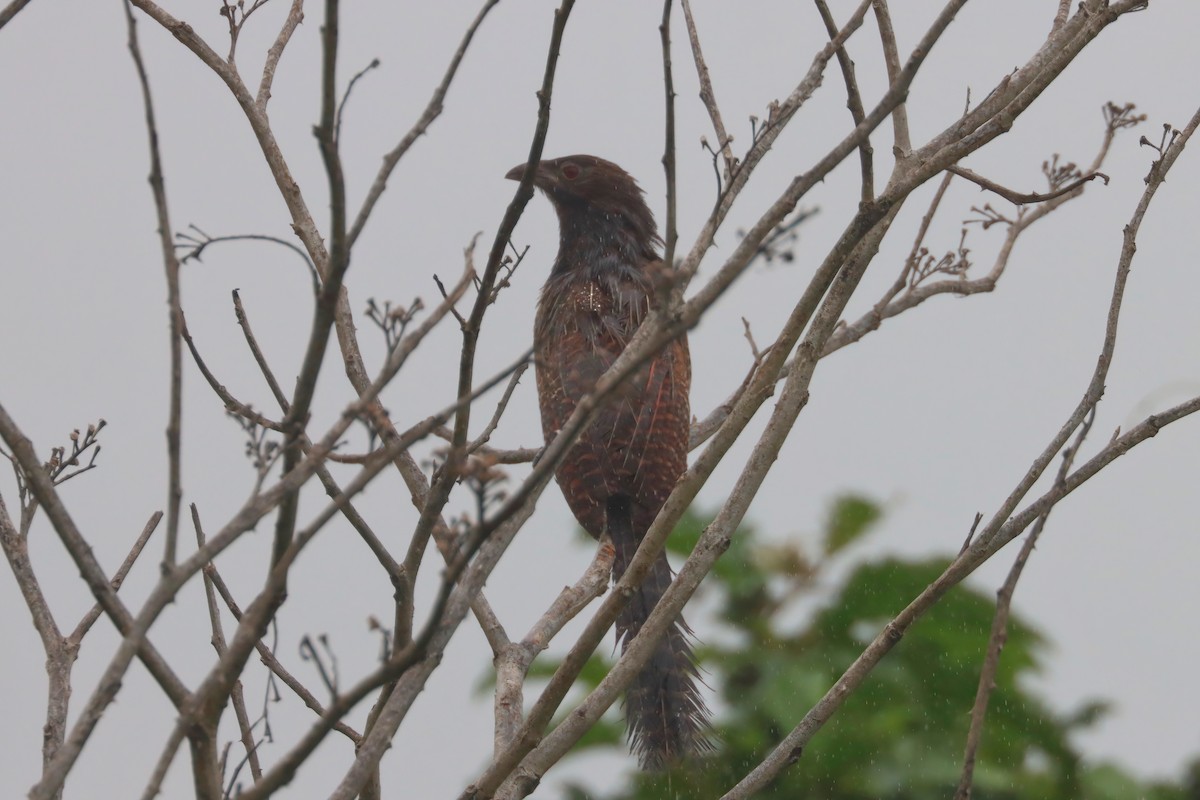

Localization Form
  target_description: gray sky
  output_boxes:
[2,1,1198,797]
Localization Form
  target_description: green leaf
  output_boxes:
[1064,698,1113,730]
[821,494,881,557]
[505,504,1197,800]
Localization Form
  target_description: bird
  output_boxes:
[506,154,712,769]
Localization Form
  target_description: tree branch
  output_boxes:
[816,0,874,203]
[720,99,1200,799]
[954,408,1095,799]
[680,0,734,180]
[346,0,502,248]
[256,0,304,109]
[0,0,34,32]
[948,163,1108,205]
[123,0,184,570]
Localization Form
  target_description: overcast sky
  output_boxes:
[2,1,1198,797]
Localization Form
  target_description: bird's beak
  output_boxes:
[505,161,539,183]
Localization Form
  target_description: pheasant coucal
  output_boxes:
[506,155,712,769]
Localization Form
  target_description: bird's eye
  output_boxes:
[561,162,581,180]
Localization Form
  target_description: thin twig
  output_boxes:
[193,505,263,784]
[816,0,873,203]
[142,346,534,800]
[347,0,502,248]
[444,0,574,484]
[123,0,183,570]
[825,102,1140,355]
[871,0,911,157]
[660,0,678,270]
[206,565,361,742]
[680,0,734,179]
[681,0,874,252]
[257,0,304,109]
[70,512,163,642]
[129,0,330,273]
[372,6,577,770]
[0,496,67,800]
[233,290,292,410]
[468,362,531,454]
[10,407,190,800]
[954,408,1095,799]
[335,58,381,145]
[233,372,544,800]
[175,227,319,290]
[720,98,1200,800]
[492,538,614,752]
[137,724,190,800]
[948,163,1108,205]
[180,313,286,431]
[23,272,503,800]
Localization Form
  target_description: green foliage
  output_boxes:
[546,499,1191,800]
[822,494,881,557]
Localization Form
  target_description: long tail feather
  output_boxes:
[607,496,713,769]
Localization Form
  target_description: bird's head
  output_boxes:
[505,155,661,255]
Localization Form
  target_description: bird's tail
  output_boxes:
[607,496,713,770]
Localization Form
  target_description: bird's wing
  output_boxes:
[534,270,688,532]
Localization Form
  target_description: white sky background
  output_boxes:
[1,1,1198,797]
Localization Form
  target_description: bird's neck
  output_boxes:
[552,203,658,280]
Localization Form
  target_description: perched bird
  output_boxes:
[506,155,712,769]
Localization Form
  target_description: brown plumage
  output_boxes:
[506,155,712,769]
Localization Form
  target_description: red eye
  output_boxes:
[561,162,581,180]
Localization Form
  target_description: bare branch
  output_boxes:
[0,0,34,32]
[335,57,381,146]
[947,163,1108,205]
[175,227,319,289]
[180,312,286,431]
[128,0,329,270]
[11,414,190,800]
[720,100,1200,799]
[23,268,505,800]
[219,0,273,64]
[257,0,304,109]
[370,6,577,757]
[826,101,1140,355]
[232,388,545,800]
[206,565,361,742]
[468,362,531,454]
[660,0,679,269]
[347,0,502,248]
[871,0,911,157]
[193,505,263,784]
[70,512,163,642]
[675,0,961,328]
[684,0,875,254]
[138,724,189,800]
[0,496,68,800]
[680,0,734,179]
[816,0,873,202]
[492,537,614,753]
[123,0,183,569]
[3,4,1183,798]
[0,494,63,657]
[232,290,292,410]
[141,344,533,800]
[1051,0,1072,34]
[954,408,1095,800]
